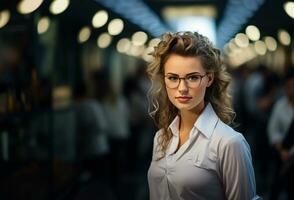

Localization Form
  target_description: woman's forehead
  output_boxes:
[163,54,205,74]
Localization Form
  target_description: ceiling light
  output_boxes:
[78,26,91,43]
[116,38,131,53]
[254,40,267,55]
[95,0,170,37]
[162,6,217,43]
[37,17,50,34]
[0,10,10,28]
[228,39,238,51]
[129,44,145,57]
[108,18,124,36]
[264,36,277,51]
[217,0,265,47]
[97,33,112,48]
[284,1,294,19]
[49,0,70,15]
[17,0,43,14]
[234,33,249,48]
[92,10,108,28]
[132,31,148,46]
[278,29,291,46]
[245,25,260,41]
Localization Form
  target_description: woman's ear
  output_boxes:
[206,73,214,87]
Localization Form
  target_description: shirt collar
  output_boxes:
[168,103,219,139]
[168,115,180,137]
[194,103,219,139]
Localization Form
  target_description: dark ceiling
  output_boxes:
[244,0,294,37]
[144,0,293,46]
[1,0,293,47]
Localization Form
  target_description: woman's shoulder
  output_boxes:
[212,120,248,149]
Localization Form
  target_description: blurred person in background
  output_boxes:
[74,83,109,180]
[123,65,154,174]
[267,67,294,200]
[147,31,260,200]
[230,64,251,135]
[243,65,268,148]
[93,71,131,196]
[280,118,294,200]
[242,65,280,193]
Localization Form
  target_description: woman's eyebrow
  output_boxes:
[165,72,201,76]
[186,72,201,76]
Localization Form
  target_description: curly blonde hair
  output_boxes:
[147,31,235,160]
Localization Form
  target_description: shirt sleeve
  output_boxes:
[219,134,261,200]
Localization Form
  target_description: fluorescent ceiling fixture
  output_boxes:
[278,29,291,46]
[116,38,131,53]
[162,6,216,18]
[284,1,294,19]
[162,5,216,44]
[0,10,10,28]
[166,16,216,44]
[217,0,264,47]
[17,0,44,14]
[92,10,108,28]
[108,18,124,36]
[94,0,170,37]
[78,26,91,43]
[97,33,112,48]
[234,33,249,48]
[264,36,277,51]
[37,16,50,34]
[132,31,148,46]
[50,0,70,15]
[254,40,267,55]
[245,25,260,41]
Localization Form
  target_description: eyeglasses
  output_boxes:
[164,73,208,89]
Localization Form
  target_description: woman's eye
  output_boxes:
[187,75,200,81]
[168,76,179,81]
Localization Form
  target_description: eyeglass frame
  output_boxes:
[164,72,208,89]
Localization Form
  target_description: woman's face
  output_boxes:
[163,54,213,113]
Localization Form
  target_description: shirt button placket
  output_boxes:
[166,155,173,176]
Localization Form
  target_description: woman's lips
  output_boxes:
[176,96,192,103]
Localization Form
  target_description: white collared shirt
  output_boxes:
[147,103,261,200]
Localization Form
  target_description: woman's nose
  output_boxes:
[178,79,188,93]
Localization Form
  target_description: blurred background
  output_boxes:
[0,0,293,199]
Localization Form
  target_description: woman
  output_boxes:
[147,32,261,200]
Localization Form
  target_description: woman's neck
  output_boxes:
[179,101,206,133]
